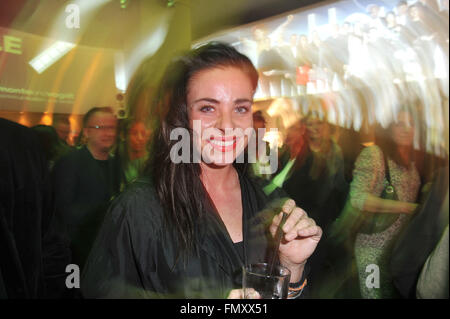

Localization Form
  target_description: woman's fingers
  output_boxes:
[270,199,320,242]
[227,288,261,299]
[284,215,313,240]
[270,200,307,237]
[269,198,295,235]
[296,225,323,241]
[281,199,296,214]
[227,289,244,299]
[269,212,283,235]
[282,207,307,233]
[244,288,261,299]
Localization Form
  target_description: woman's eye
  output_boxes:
[236,106,249,114]
[200,105,215,113]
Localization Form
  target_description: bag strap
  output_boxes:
[382,151,398,200]
[383,152,392,184]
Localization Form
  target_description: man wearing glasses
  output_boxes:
[52,107,121,275]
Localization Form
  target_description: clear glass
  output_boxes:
[242,263,291,299]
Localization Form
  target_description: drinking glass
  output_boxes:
[242,263,291,299]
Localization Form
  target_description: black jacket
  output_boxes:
[52,146,121,270]
[0,118,70,298]
[391,165,449,298]
[81,172,299,298]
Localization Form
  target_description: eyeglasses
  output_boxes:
[87,125,117,131]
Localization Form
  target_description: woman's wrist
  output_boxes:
[287,262,309,299]
[281,260,306,283]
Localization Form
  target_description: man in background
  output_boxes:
[52,107,122,272]
[52,115,72,146]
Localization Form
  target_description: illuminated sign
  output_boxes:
[0,35,22,55]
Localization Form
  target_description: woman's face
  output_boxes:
[188,66,255,167]
[305,116,328,142]
[128,121,150,153]
[392,111,415,147]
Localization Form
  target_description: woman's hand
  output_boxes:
[227,289,260,299]
[398,201,418,214]
[269,199,322,280]
[363,194,418,214]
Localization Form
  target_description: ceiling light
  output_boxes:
[29,41,76,74]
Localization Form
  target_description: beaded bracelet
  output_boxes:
[288,289,302,299]
[289,278,307,291]
[287,278,307,299]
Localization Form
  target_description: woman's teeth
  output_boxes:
[209,139,235,147]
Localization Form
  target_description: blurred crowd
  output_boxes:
[239,0,449,99]
[253,94,448,298]
[0,0,448,300]
[2,90,448,298]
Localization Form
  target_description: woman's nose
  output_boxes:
[216,110,234,131]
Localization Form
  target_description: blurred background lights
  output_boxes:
[120,0,129,9]
[29,41,76,74]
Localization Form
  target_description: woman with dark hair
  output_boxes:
[350,107,421,298]
[81,42,322,299]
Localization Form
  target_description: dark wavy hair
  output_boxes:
[144,42,258,260]
[375,105,420,168]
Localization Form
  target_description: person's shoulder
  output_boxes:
[0,119,46,176]
[108,176,163,227]
[0,118,26,134]
[360,144,383,157]
[0,118,37,148]
[355,144,384,169]
[120,176,156,201]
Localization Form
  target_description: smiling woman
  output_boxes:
[81,42,322,299]
[188,67,255,165]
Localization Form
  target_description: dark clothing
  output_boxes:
[281,143,348,231]
[391,165,449,298]
[0,118,70,298]
[280,142,348,297]
[52,146,121,270]
[81,173,302,298]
